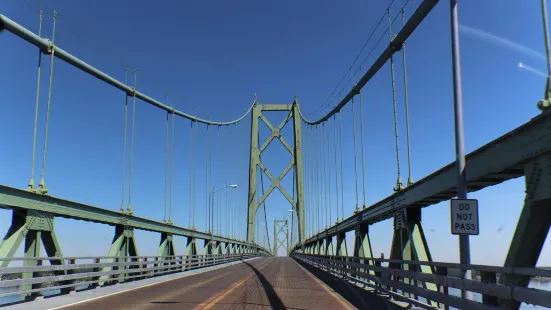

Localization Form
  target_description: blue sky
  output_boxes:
[0,0,549,264]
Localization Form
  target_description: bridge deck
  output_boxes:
[39,257,399,310]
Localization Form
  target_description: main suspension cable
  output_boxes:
[388,8,403,192]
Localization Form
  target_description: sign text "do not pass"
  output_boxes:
[450,199,479,235]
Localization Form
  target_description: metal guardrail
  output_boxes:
[293,254,551,310]
[0,253,258,301]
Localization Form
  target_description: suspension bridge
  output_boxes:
[1,0,551,309]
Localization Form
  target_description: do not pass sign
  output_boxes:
[450,199,479,235]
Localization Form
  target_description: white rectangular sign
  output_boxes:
[450,199,479,235]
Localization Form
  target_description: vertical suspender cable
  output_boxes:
[164,111,168,222]
[208,121,214,233]
[128,71,137,215]
[193,116,198,228]
[28,10,43,191]
[351,92,360,212]
[205,125,210,231]
[208,122,213,232]
[302,123,306,238]
[189,120,193,227]
[305,125,309,236]
[321,124,326,228]
[339,112,344,220]
[333,116,339,223]
[401,8,414,186]
[388,9,403,192]
[316,127,324,231]
[322,123,328,228]
[216,126,221,234]
[38,10,57,193]
[541,0,551,76]
[170,103,175,223]
[314,126,319,233]
[325,123,331,226]
[359,90,367,208]
[310,125,314,235]
[120,69,129,212]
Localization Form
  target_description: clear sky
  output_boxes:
[0,0,549,265]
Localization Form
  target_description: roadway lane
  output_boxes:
[59,257,355,310]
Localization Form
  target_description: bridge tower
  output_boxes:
[273,219,289,256]
[246,99,305,245]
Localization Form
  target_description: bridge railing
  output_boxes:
[293,254,551,310]
[0,253,259,302]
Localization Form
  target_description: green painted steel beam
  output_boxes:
[247,101,305,244]
[295,110,551,250]
[260,104,292,111]
[292,103,305,243]
[0,185,256,248]
[499,155,551,310]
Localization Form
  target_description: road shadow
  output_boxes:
[242,260,286,310]
[294,258,404,310]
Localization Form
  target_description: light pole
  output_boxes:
[210,184,237,252]
[289,208,294,253]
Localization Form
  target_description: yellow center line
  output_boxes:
[192,258,274,310]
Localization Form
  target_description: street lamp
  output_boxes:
[210,184,237,251]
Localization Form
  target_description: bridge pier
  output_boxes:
[500,155,551,309]
[214,240,223,255]
[389,208,437,304]
[353,223,374,284]
[0,209,68,300]
[203,239,213,254]
[100,224,138,285]
[157,232,175,258]
[336,231,347,256]
[157,232,175,271]
[324,236,334,255]
[185,236,197,270]
[185,236,197,255]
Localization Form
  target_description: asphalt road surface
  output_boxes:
[59,257,358,310]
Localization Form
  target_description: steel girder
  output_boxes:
[294,109,551,251]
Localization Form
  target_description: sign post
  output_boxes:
[451,199,479,235]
